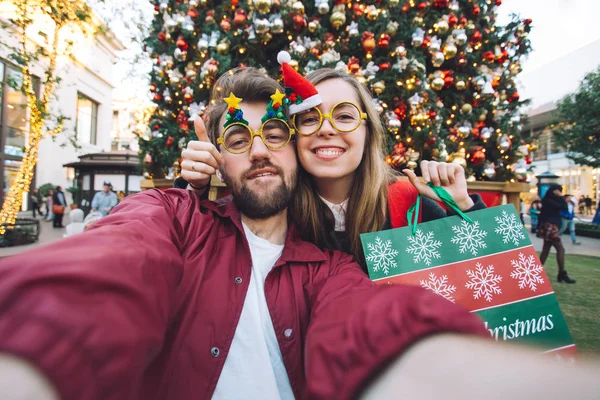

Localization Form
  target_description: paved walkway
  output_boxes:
[2,213,600,259]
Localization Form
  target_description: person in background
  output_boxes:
[578,195,586,215]
[30,188,43,218]
[584,195,593,215]
[64,208,86,238]
[528,199,541,234]
[91,181,118,217]
[45,189,55,222]
[537,184,575,284]
[52,186,67,228]
[593,201,600,225]
[559,195,581,245]
[519,200,526,224]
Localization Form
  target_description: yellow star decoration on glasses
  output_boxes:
[224,93,243,109]
[270,89,286,106]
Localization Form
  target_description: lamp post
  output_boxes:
[536,171,560,198]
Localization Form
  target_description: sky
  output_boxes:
[106,0,600,103]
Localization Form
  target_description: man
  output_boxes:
[559,194,581,245]
[52,185,67,228]
[30,188,43,218]
[0,69,597,400]
[91,181,119,216]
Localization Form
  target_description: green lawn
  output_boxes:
[541,253,600,357]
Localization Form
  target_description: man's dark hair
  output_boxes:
[205,68,284,146]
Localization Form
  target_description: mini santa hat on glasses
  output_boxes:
[277,51,322,115]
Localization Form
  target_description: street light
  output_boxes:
[536,171,560,198]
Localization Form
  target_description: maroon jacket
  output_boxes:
[0,189,486,400]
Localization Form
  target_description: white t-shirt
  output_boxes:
[212,222,294,400]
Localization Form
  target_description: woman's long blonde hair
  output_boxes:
[290,68,397,265]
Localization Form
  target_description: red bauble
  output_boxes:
[293,15,306,30]
[421,35,431,49]
[394,103,407,119]
[149,83,157,92]
[153,93,162,101]
[426,136,437,146]
[417,2,429,10]
[348,56,361,73]
[433,0,448,7]
[483,51,495,62]
[157,32,166,41]
[177,110,189,130]
[495,0,502,5]
[524,18,533,25]
[220,18,231,31]
[232,0,239,5]
[187,8,199,18]
[509,91,520,102]
[428,110,437,119]
[176,36,188,51]
[234,9,247,26]
[379,61,391,71]
[469,146,486,165]
[393,142,407,156]
[378,33,391,48]
[459,17,467,25]
[471,30,482,43]
[166,136,175,148]
[472,4,480,15]
[353,3,364,16]
[457,55,467,67]
[448,13,458,26]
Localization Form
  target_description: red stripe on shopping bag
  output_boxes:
[375,246,554,311]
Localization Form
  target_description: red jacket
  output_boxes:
[0,189,486,400]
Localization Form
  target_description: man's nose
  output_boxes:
[248,135,270,161]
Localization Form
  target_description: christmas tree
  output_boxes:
[142,0,532,182]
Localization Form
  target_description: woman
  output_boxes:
[52,186,67,228]
[529,199,541,233]
[178,66,483,268]
[45,189,55,222]
[537,184,575,283]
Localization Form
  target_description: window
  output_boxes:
[76,92,98,145]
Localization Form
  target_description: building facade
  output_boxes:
[0,7,125,208]
[521,39,600,205]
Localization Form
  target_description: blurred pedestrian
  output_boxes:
[52,186,67,228]
[593,202,600,226]
[519,200,526,224]
[578,195,586,215]
[584,196,593,215]
[91,181,118,217]
[537,184,575,284]
[529,199,541,233]
[30,188,43,218]
[558,195,581,245]
[45,189,55,222]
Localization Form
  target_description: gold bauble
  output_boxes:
[455,80,466,90]
[330,11,346,29]
[444,43,458,59]
[292,1,304,14]
[450,153,467,169]
[461,103,473,114]
[386,22,398,36]
[509,63,521,76]
[479,110,488,121]
[388,0,400,6]
[435,20,449,34]
[254,0,272,14]
[372,81,386,95]
[216,41,229,55]
[317,2,330,14]
[413,16,423,26]
[466,22,476,34]
[407,160,418,170]
[289,59,299,70]
[308,21,320,33]
[368,7,379,20]
[431,77,445,91]
[528,142,539,152]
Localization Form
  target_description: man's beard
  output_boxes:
[221,161,297,220]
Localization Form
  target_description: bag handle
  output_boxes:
[407,182,473,235]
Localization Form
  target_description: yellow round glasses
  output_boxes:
[217,118,295,154]
[292,101,368,136]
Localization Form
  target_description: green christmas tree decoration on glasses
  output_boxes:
[142,0,534,181]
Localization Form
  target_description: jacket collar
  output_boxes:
[200,198,328,264]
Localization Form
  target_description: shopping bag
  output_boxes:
[52,205,65,214]
[361,185,576,359]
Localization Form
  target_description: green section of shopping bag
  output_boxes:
[477,293,573,350]
[361,204,530,281]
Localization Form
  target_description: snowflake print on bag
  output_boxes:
[420,272,457,303]
[405,229,442,266]
[465,263,503,302]
[365,236,399,275]
[494,210,526,246]
[510,252,545,291]
[450,220,488,256]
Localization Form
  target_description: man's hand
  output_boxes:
[403,160,474,211]
[180,118,223,190]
